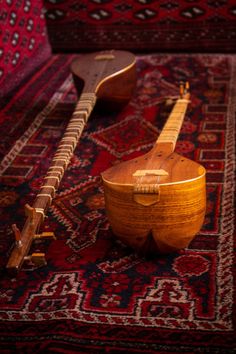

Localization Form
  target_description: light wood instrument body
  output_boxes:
[102,87,206,255]
[6,50,136,274]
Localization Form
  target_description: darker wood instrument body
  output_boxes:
[71,51,136,108]
[6,50,136,274]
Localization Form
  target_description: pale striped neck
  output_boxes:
[156,98,190,152]
[33,92,97,214]
[73,92,97,123]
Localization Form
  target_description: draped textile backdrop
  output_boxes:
[0,53,235,353]
[0,0,51,98]
[44,0,236,53]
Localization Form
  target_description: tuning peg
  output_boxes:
[24,253,47,267]
[179,82,184,98]
[12,224,22,248]
[34,231,56,241]
[24,204,36,225]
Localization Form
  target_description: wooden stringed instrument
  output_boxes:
[102,83,206,255]
[6,50,136,274]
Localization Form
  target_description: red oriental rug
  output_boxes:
[0,53,235,353]
[0,0,51,98]
[44,0,236,53]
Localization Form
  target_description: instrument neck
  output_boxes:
[155,98,190,153]
[33,92,97,215]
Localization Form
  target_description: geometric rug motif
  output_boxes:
[89,114,158,158]
[44,0,236,53]
[50,176,105,254]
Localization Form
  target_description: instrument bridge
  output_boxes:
[95,54,115,60]
[133,169,168,177]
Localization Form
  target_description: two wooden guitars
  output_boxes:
[7,50,136,274]
[102,83,206,255]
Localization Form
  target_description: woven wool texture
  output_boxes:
[44,0,236,52]
[0,52,235,353]
[0,0,51,98]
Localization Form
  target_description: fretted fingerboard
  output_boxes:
[157,98,190,150]
[33,92,97,218]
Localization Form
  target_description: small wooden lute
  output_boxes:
[102,83,206,255]
[6,50,136,274]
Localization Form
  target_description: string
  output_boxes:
[135,92,189,190]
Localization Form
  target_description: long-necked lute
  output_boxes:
[102,83,206,255]
[6,50,136,274]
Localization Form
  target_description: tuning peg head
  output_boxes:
[179,82,184,97]
[12,224,22,248]
[24,253,46,267]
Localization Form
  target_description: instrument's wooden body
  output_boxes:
[6,50,136,274]
[71,51,136,108]
[102,147,206,254]
[102,87,206,254]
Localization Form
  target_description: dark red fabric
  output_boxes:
[0,53,235,352]
[44,0,236,53]
[0,0,51,98]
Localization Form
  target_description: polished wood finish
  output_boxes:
[102,84,206,255]
[71,51,136,107]
[6,50,136,274]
